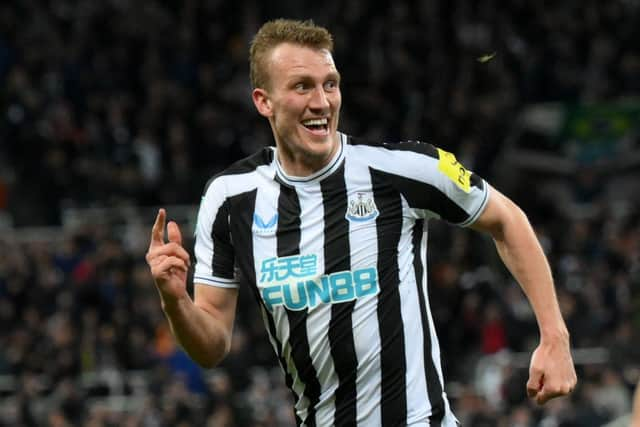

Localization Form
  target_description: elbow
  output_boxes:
[475,189,531,241]
[491,203,529,242]
[195,356,222,369]
[192,349,229,369]
[191,337,232,369]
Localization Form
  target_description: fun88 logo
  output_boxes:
[258,254,379,311]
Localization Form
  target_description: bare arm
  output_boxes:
[470,186,577,404]
[146,209,238,368]
[161,284,238,368]
[631,380,640,427]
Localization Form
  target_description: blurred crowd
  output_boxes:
[1,0,639,426]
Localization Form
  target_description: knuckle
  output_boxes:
[546,384,560,394]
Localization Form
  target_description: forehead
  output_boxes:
[267,43,337,79]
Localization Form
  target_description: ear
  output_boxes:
[252,88,273,118]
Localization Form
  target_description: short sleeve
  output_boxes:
[361,142,490,227]
[193,178,240,288]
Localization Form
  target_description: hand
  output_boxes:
[526,335,577,404]
[145,209,192,304]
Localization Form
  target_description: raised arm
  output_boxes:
[146,208,238,368]
[470,187,577,404]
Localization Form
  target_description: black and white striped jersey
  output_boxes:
[194,132,489,427]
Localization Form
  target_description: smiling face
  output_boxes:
[252,42,342,176]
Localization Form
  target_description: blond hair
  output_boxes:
[249,19,334,89]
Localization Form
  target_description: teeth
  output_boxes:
[302,118,328,126]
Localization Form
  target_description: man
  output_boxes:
[146,19,576,426]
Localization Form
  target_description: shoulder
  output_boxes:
[347,135,439,159]
[202,147,274,195]
[217,147,274,178]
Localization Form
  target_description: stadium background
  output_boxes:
[1,1,639,425]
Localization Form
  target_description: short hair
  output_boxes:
[249,19,334,89]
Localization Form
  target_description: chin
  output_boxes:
[280,128,338,160]
[308,135,336,151]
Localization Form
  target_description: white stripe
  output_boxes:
[296,181,338,426]
[193,277,239,288]
[397,197,433,425]
[459,182,490,227]
[343,149,382,426]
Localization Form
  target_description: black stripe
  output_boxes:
[277,184,321,427]
[411,220,444,425]
[227,191,258,291]
[348,136,439,159]
[320,163,358,427]
[276,184,302,257]
[470,171,485,190]
[372,170,470,225]
[370,168,407,426]
[228,190,302,426]
[210,199,234,279]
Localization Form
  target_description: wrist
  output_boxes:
[540,325,570,344]
[160,293,190,313]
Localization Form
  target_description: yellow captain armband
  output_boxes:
[436,148,472,193]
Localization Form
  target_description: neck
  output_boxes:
[276,134,341,177]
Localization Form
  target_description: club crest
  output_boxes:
[345,192,379,222]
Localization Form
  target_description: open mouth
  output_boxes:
[301,118,329,134]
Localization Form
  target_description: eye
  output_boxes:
[294,82,308,92]
[324,80,338,91]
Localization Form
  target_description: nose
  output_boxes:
[308,85,330,111]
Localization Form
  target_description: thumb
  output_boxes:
[536,383,552,405]
[167,221,183,246]
[527,370,543,399]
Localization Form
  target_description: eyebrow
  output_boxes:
[286,71,341,82]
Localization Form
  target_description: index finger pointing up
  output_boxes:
[150,208,167,248]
